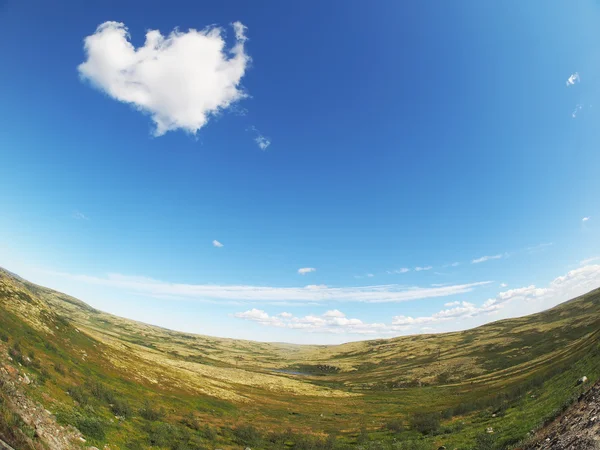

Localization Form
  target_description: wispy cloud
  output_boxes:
[471,253,504,264]
[524,242,553,254]
[73,212,89,220]
[387,268,410,274]
[500,283,508,288]
[44,270,491,304]
[566,72,580,86]
[415,266,432,272]
[298,267,316,275]
[234,264,600,335]
[572,104,583,118]
[212,240,224,248]
[580,257,600,266]
[248,126,271,150]
[78,21,250,136]
[583,217,590,222]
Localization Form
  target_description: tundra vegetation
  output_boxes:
[0,267,599,449]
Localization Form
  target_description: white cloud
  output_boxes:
[581,257,600,266]
[212,240,224,248]
[388,268,410,274]
[572,104,583,118]
[500,283,508,288]
[444,301,460,307]
[44,270,491,304]
[78,21,250,136]
[234,308,385,335]
[392,264,600,332]
[366,273,374,278]
[471,253,504,264]
[304,284,327,290]
[298,267,316,275]
[566,72,580,86]
[73,212,89,220]
[583,217,590,222]
[232,264,600,337]
[255,135,271,150]
[415,266,433,272]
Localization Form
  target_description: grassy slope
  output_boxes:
[0,267,599,449]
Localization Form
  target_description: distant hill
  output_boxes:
[1,266,599,449]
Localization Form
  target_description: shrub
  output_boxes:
[111,398,132,417]
[68,386,89,406]
[76,416,106,440]
[199,424,217,441]
[384,419,404,433]
[53,362,65,375]
[410,411,441,435]
[473,432,497,450]
[232,424,262,446]
[139,400,165,421]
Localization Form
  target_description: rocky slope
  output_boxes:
[524,380,600,450]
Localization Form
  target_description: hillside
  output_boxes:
[1,267,599,449]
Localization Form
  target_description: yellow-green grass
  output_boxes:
[1,267,599,449]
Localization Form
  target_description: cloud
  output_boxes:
[248,126,271,150]
[572,104,583,118]
[212,240,224,248]
[392,264,600,331]
[471,254,504,264]
[232,264,600,336]
[234,309,386,335]
[524,242,553,254]
[566,72,580,86]
[500,283,508,288]
[44,270,491,304]
[298,267,316,275]
[73,212,89,220]
[583,217,590,222]
[415,266,432,272]
[581,257,600,266]
[366,273,374,278]
[78,21,250,136]
[387,268,410,274]
[278,312,293,318]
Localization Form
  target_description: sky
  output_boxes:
[1,0,600,344]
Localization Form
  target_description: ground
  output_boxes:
[0,267,599,449]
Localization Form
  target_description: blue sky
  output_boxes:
[1,1,600,343]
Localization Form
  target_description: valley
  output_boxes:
[1,267,599,449]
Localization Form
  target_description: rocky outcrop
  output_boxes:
[523,380,600,450]
[0,363,82,450]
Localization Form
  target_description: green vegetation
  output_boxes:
[0,267,599,449]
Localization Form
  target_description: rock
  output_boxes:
[438,447,447,450]
[486,427,494,434]
[22,374,31,384]
[578,376,588,385]
[492,413,496,418]
[88,447,100,450]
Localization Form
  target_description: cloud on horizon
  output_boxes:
[40,270,491,304]
[233,264,600,335]
[78,21,250,136]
